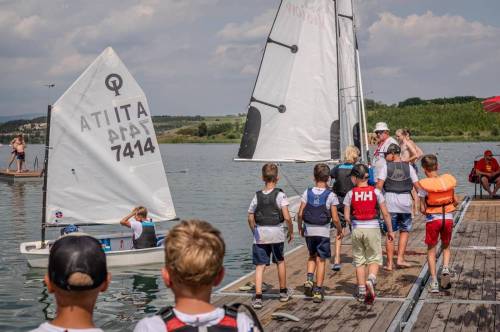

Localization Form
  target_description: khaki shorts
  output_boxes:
[352,228,382,267]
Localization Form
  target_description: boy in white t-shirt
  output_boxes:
[30,235,110,332]
[298,163,343,303]
[120,206,157,249]
[134,220,261,331]
[247,163,293,309]
[376,144,419,270]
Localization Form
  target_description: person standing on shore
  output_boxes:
[372,122,398,180]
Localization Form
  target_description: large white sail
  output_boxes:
[46,47,176,225]
[237,0,340,162]
[338,0,361,155]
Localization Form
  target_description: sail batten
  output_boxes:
[46,47,176,225]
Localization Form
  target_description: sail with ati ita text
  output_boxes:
[46,47,176,225]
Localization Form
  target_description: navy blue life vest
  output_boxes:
[254,188,284,226]
[133,221,157,249]
[303,188,331,225]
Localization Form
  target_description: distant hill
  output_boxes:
[0,113,44,124]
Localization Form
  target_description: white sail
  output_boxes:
[337,0,361,156]
[46,47,176,225]
[237,0,340,162]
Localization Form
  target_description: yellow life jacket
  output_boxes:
[419,174,457,214]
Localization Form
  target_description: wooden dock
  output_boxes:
[213,197,500,331]
[0,169,42,180]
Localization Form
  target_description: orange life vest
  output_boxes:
[418,174,457,214]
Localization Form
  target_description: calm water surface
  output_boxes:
[0,142,497,331]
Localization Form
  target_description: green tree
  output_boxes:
[198,122,208,137]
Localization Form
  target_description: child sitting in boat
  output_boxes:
[120,206,157,249]
[30,235,110,332]
[418,154,458,293]
[247,163,293,309]
[133,220,262,332]
[298,163,342,303]
[344,164,394,304]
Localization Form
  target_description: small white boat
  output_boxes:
[20,47,177,268]
[21,232,166,268]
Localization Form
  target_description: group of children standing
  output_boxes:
[247,146,458,307]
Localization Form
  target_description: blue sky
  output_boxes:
[0,0,499,116]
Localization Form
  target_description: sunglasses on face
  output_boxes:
[375,131,384,135]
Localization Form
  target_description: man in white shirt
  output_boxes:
[372,122,398,180]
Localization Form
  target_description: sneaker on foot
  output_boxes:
[312,289,324,303]
[429,280,440,293]
[251,297,263,309]
[365,280,376,305]
[304,280,314,297]
[331,263,341,271]
[440,267,451,289]
[355,290,366,302]
[279,289,292,302]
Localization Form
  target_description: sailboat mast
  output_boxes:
[41,104,52,247]
[356,49,370,163]
[334,0,341,160]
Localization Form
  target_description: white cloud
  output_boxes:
[217,9,274,41]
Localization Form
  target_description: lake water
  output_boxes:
[0,142,497,331]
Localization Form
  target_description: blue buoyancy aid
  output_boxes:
[303,189,331,225]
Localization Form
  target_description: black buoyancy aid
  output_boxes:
[351,186,378,220]
[332,165,354,198]
[133,221,157,249]
[160,305,238,332]
[303,188,331,225]
[254,188,284,226]
[383,161,413,193]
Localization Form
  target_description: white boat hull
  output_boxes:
[20,232,165,268]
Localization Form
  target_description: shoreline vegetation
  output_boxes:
[1,96,499,144]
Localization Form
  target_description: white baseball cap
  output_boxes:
[374,122,389,132]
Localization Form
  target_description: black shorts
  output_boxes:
[252,243,284,266]
[16,152,25,161]
[481,173,500,183]
[306,236,331,259]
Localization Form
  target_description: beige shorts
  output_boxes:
[351,228,382,267]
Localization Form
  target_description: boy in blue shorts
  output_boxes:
[376,144,419,270]
[247,163,293,309]
[298,163,343,303]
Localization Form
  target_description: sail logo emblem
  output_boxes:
[55,211,63,219]
[105,73,123,96]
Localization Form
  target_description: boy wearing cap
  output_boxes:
[475,150,500,197]
[30,235,110,332]
[344,164,394,304]
[372,122,398,181]
[134,220,261,331]
[376,143,419,270]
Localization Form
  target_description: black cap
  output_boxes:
[350,163,370,179]
[386,143,401,155]
[48,235,107,291]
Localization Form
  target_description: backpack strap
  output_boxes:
[227,303,264,332]
[159,306,187,331]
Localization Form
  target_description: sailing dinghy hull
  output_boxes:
[20,232,166,268]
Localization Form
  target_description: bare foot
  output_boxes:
[383,265,393,271]
[396,261,412,268]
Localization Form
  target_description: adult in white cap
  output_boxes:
[372,122,398,180]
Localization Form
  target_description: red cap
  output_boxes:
[484,150,493,156]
